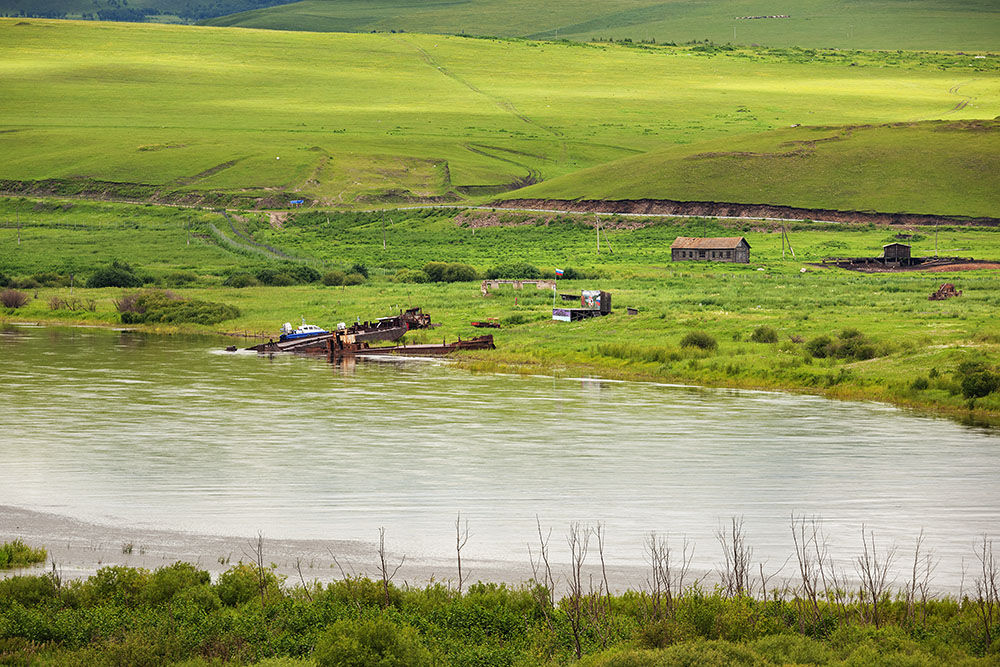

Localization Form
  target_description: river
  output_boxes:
[1,324,997,589]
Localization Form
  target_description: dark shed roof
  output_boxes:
[671,236,750,250]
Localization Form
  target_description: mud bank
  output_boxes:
[496,198,1000,227]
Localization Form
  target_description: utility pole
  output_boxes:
[595,215,600,254]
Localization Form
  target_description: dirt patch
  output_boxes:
[496,198,1000,227]
[268,211,288,229]
[456,210,649,230]
[924,262,1000,272]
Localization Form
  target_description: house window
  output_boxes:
[726,250,732,258]
[699,250,706,258]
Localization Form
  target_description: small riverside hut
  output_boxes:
[671,237,751,263]
[882,243,912,264]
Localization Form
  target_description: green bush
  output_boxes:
[31,272,71,287]
[256,270,296,286]
[143,562,211,606]
[485,262,540,280]
[0,272,11,287]
[680,331,717,351]
[322,270,346,286]
[910,377,930,391]
[349,263,369,279]
[392,269,429,284]
[86,260,142,288]
[0,540,47,570]
[116,290,239,325]
[86,566,151,608]
[422,262,478,282]
[162,271,197,286]
[0,575,59,607]
[960,371,999,399]
[750,326,778,343]
[313,616,432,667]
[806,330,881,361]
[216,563,281,607]
[343,272,366,286]
[222,272,259,288]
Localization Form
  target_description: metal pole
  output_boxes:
[596,215,600,254]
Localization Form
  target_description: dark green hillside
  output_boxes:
[0,0,295,23]
[204,0,1000,51]
[505,120,1000,219]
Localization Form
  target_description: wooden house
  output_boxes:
[671,237,751,263]
[882,243,911,263]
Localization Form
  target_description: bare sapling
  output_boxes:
[717,516,753,597]
[904,529,938,626]
[328,550,363,613]
[644,531,693,621]
[585,522,613,649]
[240,532,270,608]
[791,514,822,631]
[972,534,998,649]
[295,557,313,602]
[377,527,405,609]
[528,516,556,608]
[566,522,591,660]
[855,525,897,628]
[455,512,470,595]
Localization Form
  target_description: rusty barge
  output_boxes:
[242,307,495,358]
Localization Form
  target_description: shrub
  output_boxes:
[805,335,833,358]
[750,326,778,343]
[349,263,369,279]
[31,272,70,287]
[0,288,29,309]
[162,271,197,286]
[223,272,259,288]
[485,262,540,280]
[806,330,880,361]
[442,263,478,282]
[86,260,142,288]
[143,562,211,606]
[216,563,281,607]
[343,272,365,285]
[680,331,717,351]
[422,262,449,282]
[116,290,239,325]
[313,617,432,667]
[86,566,151,608]
[393,269,429,284]
[0,272,11,287]
[960,371,999,399]
[0,575,59,607]
[910,377,930,391]
[0,540,47,569]
[322,270,346,286]
[255,269,296,286]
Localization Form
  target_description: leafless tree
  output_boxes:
[528,516,555,607]
[328,549,362,613]
[972,535,998,649]
[584,523,613,649]
[717,516,753,597]
[855,525,897,628]
[566,522,591,659]
[241,532,269,608]
[644,531,693,621]
[904,530,937,626]
[377,527,405,609]
[455,512,470,594]
[295,557,313,602]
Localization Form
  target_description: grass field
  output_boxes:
[505,120,1000,218]
[1,19,998,214]
[3,197,999,425]
[203,0,1000,52]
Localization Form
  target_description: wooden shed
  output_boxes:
[671,237,751,263]
[882,243,911,263]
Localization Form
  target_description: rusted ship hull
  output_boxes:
[247,333,495,358]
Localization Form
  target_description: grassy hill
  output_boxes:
[0,0,295,23]
[2,19,997,214]
[503,120,1000,218]
[202,0,1000,51]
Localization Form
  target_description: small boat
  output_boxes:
[279,319,329,342]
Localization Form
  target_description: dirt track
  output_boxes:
[496,198,1000,227]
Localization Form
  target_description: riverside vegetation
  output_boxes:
[0,524,998,664]
[1,198,999,425]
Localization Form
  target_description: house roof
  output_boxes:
[882,243,911,249]
[671,236,749,250]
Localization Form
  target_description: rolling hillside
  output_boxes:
[203,0,1000,51]
[1,19,997,215]
[0,0,295,23]
[503,120,1000,219]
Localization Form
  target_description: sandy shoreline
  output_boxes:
[1,505,655,593]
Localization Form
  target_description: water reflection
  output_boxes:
[1,325,998,587]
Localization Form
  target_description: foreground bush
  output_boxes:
[750,326,779,343]
[423,262,478,282]
[314,617,432,667]
[805,328,882,361]
[116,290,239,325]
[680,330,717,350]
[0,288,29,309]
[0,540,46,569]
[485,262,540,280]
[86,260,143,289]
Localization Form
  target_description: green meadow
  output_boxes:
[1,19,998,213]
[3,198,999,425]
[204,0,1000,52]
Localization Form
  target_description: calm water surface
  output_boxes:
[2,325,997,586]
